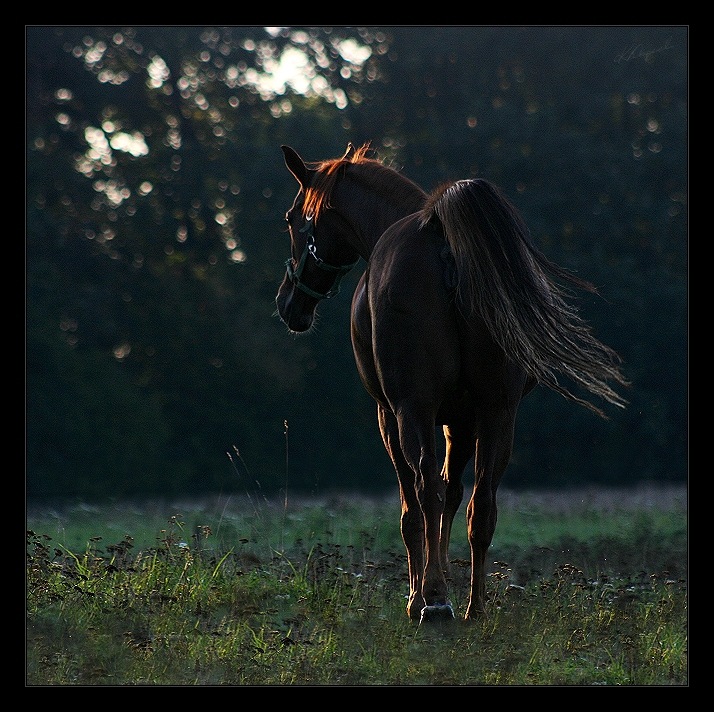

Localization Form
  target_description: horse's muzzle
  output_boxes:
[276,282,316,333]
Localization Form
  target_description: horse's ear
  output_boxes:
[281,145,309,190]
[343,143,356,160]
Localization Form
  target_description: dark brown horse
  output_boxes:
[275,143,628,622]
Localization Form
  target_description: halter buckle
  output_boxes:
[286,216,358,300]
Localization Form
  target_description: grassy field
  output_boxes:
[26,484,687,686]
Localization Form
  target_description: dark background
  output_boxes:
[26,26,687,500]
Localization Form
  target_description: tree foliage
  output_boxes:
[26,26,687,499]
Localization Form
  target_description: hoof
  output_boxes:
[420,603,455,623]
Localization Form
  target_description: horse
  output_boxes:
[275,143,628,622]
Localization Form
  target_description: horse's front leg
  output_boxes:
[439,422,472,576]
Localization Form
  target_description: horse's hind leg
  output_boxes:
[465,409,516,620]
[392,403,454,621]
[378,405,426,620]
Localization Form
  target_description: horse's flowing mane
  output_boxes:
[303,143,426,221]
[421,178,629,416]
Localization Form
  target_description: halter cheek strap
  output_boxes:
[285,217,359,300]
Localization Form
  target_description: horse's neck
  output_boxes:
[334,176,425,259]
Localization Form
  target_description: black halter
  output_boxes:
[285,217,359,300]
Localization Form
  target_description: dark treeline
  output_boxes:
[26,26,687,500]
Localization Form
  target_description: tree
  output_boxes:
[26,26,687,499]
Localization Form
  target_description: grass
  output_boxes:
[26,484,687,686]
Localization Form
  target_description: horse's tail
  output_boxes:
[420,178,629,418]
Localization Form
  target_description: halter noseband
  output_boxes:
[285,216,359,300]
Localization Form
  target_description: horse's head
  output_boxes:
[275,145,360,333]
